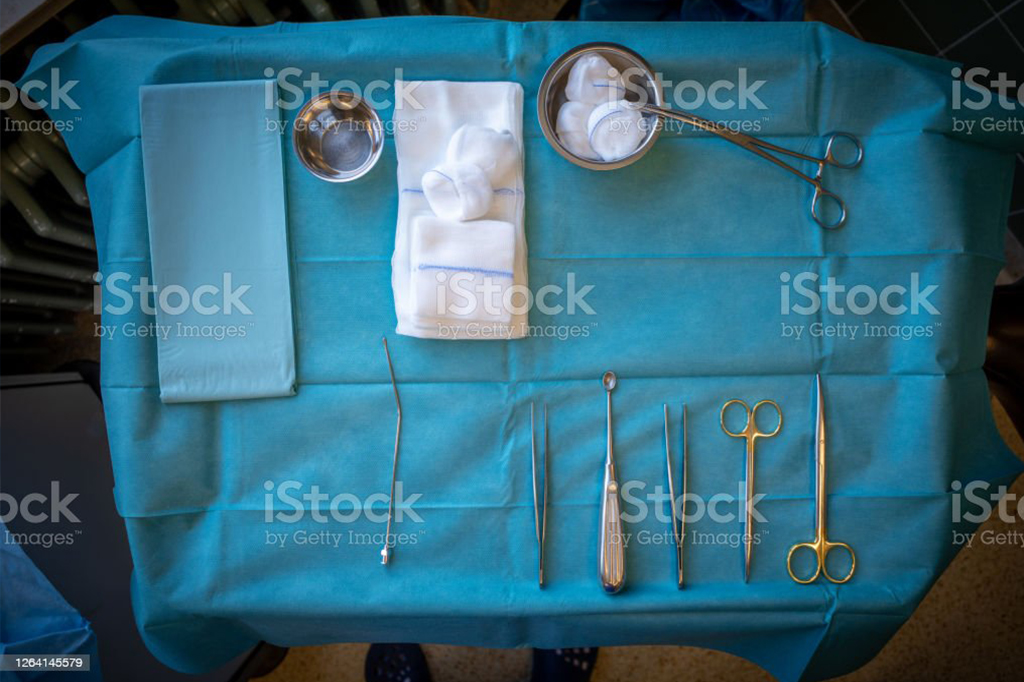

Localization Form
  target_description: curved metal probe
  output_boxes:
[381,336,402,566]
[531,403,548,587]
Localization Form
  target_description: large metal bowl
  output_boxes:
[538,43,664,171]
[292,91,384,182]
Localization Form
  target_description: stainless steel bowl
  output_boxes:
[292,91,384,182]
[538,43,664,171]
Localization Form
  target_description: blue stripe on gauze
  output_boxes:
[138,80,295,402]
[418,264,515,279]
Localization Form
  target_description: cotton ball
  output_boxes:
[587,100,645,162]
[564,53,626,105]
[556,101,598,160]
[446,125,519,185]
[422,162,493,221]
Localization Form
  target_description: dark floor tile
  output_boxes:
[901,0,993,50]
[805,0,860,35]
[1011,157,1024,213]
[833,0,864,11]
[946,19,1023,85]
[847,0,938,55]
[1009,213,1023,246]
[985,0,1018,12]
[1000,0,1024,44]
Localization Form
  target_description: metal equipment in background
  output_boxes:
[0,0,489,377]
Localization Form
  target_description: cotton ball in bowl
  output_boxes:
[587,100,646,162]
[564,53,626,105]
[556,101,598,160]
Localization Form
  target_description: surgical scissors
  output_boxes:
[721,397,782,582]
[638,103,863,229]
[786,375,856,584]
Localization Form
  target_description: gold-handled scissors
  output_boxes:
[786,375,856,584]
[721,397,782,583]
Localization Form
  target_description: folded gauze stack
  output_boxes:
[392,80,527,340]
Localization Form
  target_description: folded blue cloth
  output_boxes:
[138,80,295,402]
[19,16,1023,682]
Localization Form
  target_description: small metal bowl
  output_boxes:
[293,91,384,182]
[538,43,664,171]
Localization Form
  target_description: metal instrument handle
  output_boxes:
[599,462,625,593]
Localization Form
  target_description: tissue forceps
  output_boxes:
[531,403,548,587]
[380,336,402,566]
[786,375,856,584]
[638,104,863,229]
[664,404,687,589]
[721,398,782,582]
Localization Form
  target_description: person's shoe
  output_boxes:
[364,643,432,682]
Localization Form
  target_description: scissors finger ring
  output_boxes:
[720,399,752,438]
[749,400,782,438]
[820,541,856,584]
[786,541,822,584]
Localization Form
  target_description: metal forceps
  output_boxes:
[639,103,863,229]
[664,404,687,589]
[380,336,401,566]
[720,397,782,582]
[786,375,856,584]
[531,403,548,587]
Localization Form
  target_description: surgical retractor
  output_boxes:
[531,402,549,587]
[381,336,402,566]
[664,404,687,589]
[599,371,625,593]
